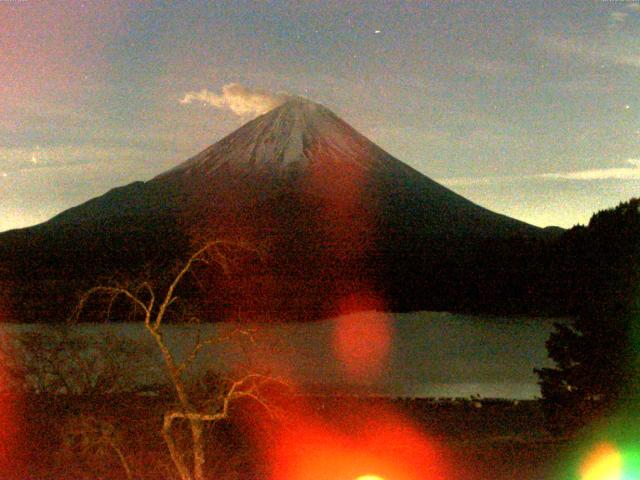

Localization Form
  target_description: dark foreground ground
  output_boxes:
[4,394,574,480]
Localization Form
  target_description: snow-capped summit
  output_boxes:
[156,95,387,182]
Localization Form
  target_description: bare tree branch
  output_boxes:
[71,238,277,480]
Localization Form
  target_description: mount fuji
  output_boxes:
[0,97,548,322]
[49,97,538,235]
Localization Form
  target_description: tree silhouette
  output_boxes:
[536,198,640,434]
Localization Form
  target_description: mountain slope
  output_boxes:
[46,98,539,236]
[0,97,549,322]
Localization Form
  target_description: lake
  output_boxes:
[0,311,561,399]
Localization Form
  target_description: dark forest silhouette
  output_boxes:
[536,198,640,433]
[0,198,638,324]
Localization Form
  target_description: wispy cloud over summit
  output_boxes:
[180,83,290,118]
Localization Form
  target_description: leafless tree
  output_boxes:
[0,326,157,479]
[75,240,284,480]
[58,414,134,480]
[0,326,155,396]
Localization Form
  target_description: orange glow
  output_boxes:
[302,135,376,266]
[333,293,392,381]
[0,334,22,476]
[0,296,23,475]
[0,394,19,474]
[267,404,450,480]
[581,443,623,480]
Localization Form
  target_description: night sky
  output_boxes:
[1,0,639,232]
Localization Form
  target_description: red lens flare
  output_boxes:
[333,293,392,381]
[267,404,450,480]
[302,135,376,265]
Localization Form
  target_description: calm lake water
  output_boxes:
[0,311,561,399]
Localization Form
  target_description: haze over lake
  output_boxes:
[2,312,560,400]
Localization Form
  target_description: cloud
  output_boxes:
[180,83,290,117]
[540,158,640,180]
[440,175,521,187]
[535,32,640,69]
[610,3,640,26]
[0,145,159,175]
[440,158,640,185]
[611,11,629,24]
[613,54,640,68]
